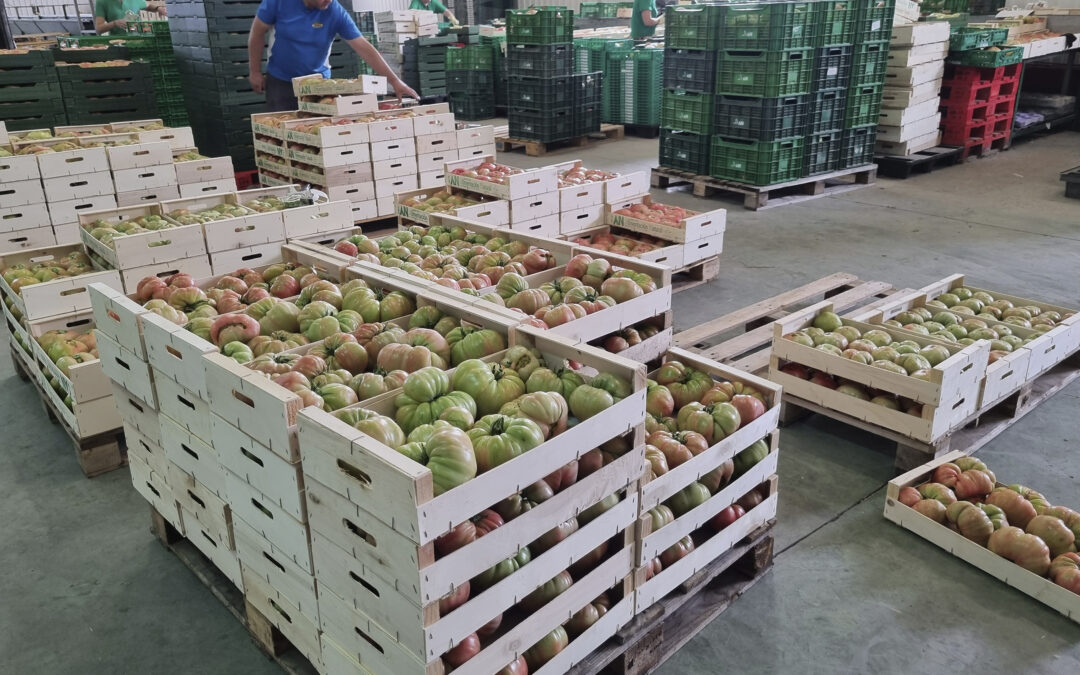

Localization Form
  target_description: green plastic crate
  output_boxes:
[661,90,713,135]
[948,45,1024,68]
[710,136,805,185]
[850,41,889,87]
[450,96,495,120]
[665,6,723,50]
[719,2,816,51]
[815,0,856,47]
[506,7,575,45]
[715,49,814,97]
[845,84,883,127]
[0,80,61,104]
[853,0,895,44]
[579,2,600,18]
[840,125,876,167]
[659,128,711,174]
[446,45,493,71]
[949,26,1009,51]
[509,107,575,142]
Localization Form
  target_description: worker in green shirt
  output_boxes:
[94,0,166,35]
[409,0,460,26]
[630,0,662,40]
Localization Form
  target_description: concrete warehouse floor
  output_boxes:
[2,132,1079,675]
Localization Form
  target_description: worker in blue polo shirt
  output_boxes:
[249,0,418,111]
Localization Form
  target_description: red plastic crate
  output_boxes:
[940,98,991,123]
[994,78,1018,100]
[941,117,992,146]
[989,96,1015,122]
[234,169,258,190]
[945,62,1023,86]
[940,81,993,108]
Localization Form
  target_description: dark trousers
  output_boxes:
[265,74,299,112]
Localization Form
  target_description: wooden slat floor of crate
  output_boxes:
[782,349,1080,472]
[674,273,906,374]
[567,522,774,675]
[12,345,127,478]
[651,165,877,210]
[671,256,720,294]
[148,507,319,675]
[495,124,625,157]
[874,146,964,179]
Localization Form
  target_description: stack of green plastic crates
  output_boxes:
[659,4,723,174]
[121,20,188,127]
[57,60,157,126]
[447,44,496,120]
[481,33,508,110]
[506,7,578,142]
[405,34,455,97]
[842,0,894,168]
[0,49,65,131]
[601,39,634,124]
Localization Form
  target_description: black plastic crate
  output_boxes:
[573,71,603,106]
[508,75,574,109]
[167,0,262,19]
[713,94,809,141]
[659,128,711,174]
[447,70,495,93]
[506,43,574,78]
[509,107,575,142]
[663,48,717,93]
[450,96,496,120]
[809,89,847,133]
[841,124,877,167]
[0,80,62,104]
[812,45,852,92]
[805,130,842,175]
[574,104,602,136]
[718,2,816,51]
[815,0,857,47]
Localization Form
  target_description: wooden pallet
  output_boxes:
[671,256,721,294]
[149,506,319,675]
[781,349,1080,471]
[495,123,625,157]
[651,165,877,210]
[567,523,774,675]
[673,273,906,374]
[874,146,964,179]
[11,344,127,477]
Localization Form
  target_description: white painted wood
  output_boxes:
[160,412,225,499]
[106,141,172,171]
[110,383,161,442]
[168,460,233,548]
[0,226,55,253]
[234,517,319,617]
[241,566,325,668]
[141,311,216,400]
[96,330,156,408]
[213,414,306,523]
[129,452,184,535]
[155,370,213,444]
[124,421,167,478]
[227,470,314,574]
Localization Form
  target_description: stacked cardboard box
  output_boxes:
[877,21,950,156]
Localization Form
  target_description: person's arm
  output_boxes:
[346,36,419,100]
[640,10,661,27]
[145,0,166,16]
[249,17,271,93]
[444,9,459,25]
[94,0,124,34]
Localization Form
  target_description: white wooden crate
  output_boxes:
[0,155,40,183]
[0,179,44,208]
[444,155,558,200]
[106,141,172,171]
[25,311,113,405]
[209,242,284,275]
[78,204,207,270]
[160,411,226,500]
[0,203,52,233]
[179,178,236,199]
[96,329,156,408]
[241,566,324,668]
[155,371,212,443]
[180,504,243,590]
[884,450,1080,624]
[167,459,233,548]
[129,452,183,535]
[48,194,118,228]
[0,227,56,253]
[115,185,180,208]
[234,516,318,618]
[125,421,168,478]
[227,470,313,574]
[36,144,109,178]
[115,255,213,294]
[212,414,306,523]
[0,242,123,321]
[769,300,989,444]
[111,382,161,443]
[174,155,234,184]
[607,196,725,244]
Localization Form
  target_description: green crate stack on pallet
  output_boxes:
[601,39,634,124]
[57,61,157,126]
[506,7,577,142]
[659,4,723,174]
[841,0,894,169]
[122,20,188,127]
[0,49,66,131]
[481,32,508,110]
[630,47,664,127]
[706,2,816,185]
[447,44,496,120]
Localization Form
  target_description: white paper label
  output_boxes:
[871,20,882,31]
[827,66,838,76]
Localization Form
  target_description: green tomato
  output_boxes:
[467,414,545,473]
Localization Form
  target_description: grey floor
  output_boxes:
[2,132,1079,674]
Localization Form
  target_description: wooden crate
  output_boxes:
[106,140,173,171]
[0,243,123,321]
[769,300,989,444]
[884,450,1080,624]
[204,279,520,461]
[167,458,234,549]
[175,155,235,184]
[394,187,509,227]
[26,310,113,405]
[111,382,161,444]
[160,406,225,498]
[916,274,1079,370]
[0,155,40,184]
[96,329,156,409]
[444,155,558,201]
[159,192,285,254]
[606,195,726,244]
[849,286,1072,411]
[563,225,689,269]
[78,204,207,271]
[300,328,643,672]
[130,453,184,534]
[125,420,168,478]
[213,413,306,525]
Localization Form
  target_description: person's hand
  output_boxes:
[156,4,167,16]
[392,79,419,101]
[250,71,266,94]
[111,19,127,31]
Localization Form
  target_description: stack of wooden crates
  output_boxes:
[876,21,950,156]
